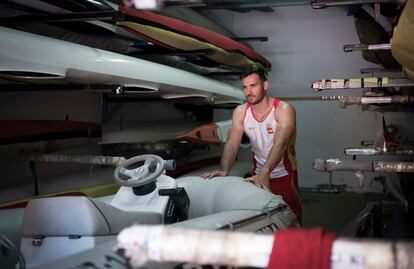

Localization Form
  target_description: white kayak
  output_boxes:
[0,26,245,106]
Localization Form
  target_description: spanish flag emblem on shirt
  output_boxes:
[266,124,274,134]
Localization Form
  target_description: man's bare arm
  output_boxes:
[220,109,244,173]
[201,105,245,179]
[261,102,296,177]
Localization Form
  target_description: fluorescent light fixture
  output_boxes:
[124,0,160,10]
[87,0,104,5]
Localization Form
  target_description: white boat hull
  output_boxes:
[0,27,245,105]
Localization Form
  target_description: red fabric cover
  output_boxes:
[267,228,336,269]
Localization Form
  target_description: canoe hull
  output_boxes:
[0,27,245,105]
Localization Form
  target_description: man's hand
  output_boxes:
[200,170,228,179]
[244,173,270,191]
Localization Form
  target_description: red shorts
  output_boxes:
[270,171,302,224]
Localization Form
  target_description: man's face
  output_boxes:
[242,73,268,105]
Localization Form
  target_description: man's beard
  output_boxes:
[247,92,265,105]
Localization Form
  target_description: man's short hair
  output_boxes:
[239,64,268,82]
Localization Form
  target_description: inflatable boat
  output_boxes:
[0,154,298,269]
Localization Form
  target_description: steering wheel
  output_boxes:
[114,154,164,187]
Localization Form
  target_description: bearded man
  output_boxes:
[201,65,302,223]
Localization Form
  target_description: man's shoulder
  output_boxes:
[274,100,296,122]
[232,103,248,124]
[275,100,295,112]
[234,103,248,114]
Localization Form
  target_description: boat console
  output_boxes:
[19,154,189,268]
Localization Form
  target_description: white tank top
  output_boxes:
[243,99,295,179]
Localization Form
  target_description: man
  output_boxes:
[201,65,301,223]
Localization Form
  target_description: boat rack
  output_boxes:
[311,0,399,9]
[311,77,414,91]
[278,95,413,110]
[344,147,414,156]
[339,95,413,108]
[344,43,391,52]
[313,158,414,173]
[360,67,402,74]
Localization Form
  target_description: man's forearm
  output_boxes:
[220,142,238,174]
[261,142,287,176]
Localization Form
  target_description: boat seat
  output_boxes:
[21,196,162,237]
[176,176,284,219]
